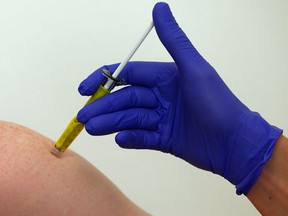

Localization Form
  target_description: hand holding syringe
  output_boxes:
[51,21,154,156]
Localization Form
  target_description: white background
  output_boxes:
[1,0,287,215]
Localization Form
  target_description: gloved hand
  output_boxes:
[77,2,282,195]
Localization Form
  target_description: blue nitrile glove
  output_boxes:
[77,2,282,195]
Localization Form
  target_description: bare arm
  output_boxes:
[0,121,148,216]
[247,135,288,215]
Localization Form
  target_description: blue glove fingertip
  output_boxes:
[78,83,86,95]
[85,120,97,135]
[78,82,93,96]
[116,132,134,149]
[153,2,173,23]
[77,109,87,124]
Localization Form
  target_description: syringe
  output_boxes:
[50,21,154,156]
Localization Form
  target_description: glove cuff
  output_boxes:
[226,112,282,195]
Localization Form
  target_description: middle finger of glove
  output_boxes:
[77,85,158,124]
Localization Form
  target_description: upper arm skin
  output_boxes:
[0,121,148,216]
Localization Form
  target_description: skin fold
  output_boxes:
[0,121,148,216]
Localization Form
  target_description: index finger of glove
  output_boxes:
[78,62,176,96]
[78,64,119,96]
